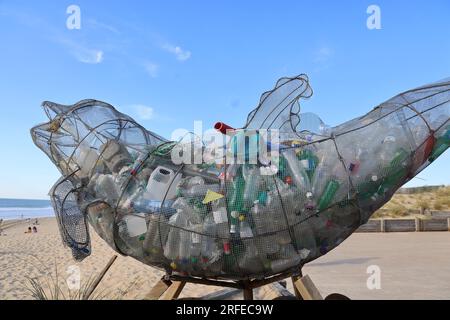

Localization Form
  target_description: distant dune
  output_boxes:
[373,185,450,218]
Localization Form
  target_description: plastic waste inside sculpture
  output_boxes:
[31,74,450,281]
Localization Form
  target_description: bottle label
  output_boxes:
[240,226,253,238]
[191,232,201,244]
[213,208,228,224]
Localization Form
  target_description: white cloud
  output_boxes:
[143,61,159,78]
[56,37,104,64]
[76,49,104,64]
[87,18,120,35]
[162,44,191,61]
[314,46,333,63]
[133,105,155,120]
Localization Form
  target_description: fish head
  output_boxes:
[31,99,166,178]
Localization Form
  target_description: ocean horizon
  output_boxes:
[0,198,54,220]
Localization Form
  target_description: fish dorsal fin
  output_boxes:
[244,74,313,131]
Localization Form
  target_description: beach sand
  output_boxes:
[1,217,450,300]
[0,217,222,300]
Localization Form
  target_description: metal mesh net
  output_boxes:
[31,75,450,280]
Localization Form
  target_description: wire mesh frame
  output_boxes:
[49,170,91,261]
[31,75,450,280]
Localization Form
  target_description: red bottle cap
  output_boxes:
[214,122,235,135]
[285,176,293,185]
[223,242,231,254]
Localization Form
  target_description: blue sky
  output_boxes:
[0,0,449,199]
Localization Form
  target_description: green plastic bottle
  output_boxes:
[356,176,380,201]
[297,149,319,180]
[317,180,340,211]
[228,168,245,213]
[389,148,409,169]
[429,126,450,162]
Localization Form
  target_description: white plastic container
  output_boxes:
[120,214,147,238]
[77,145,99,177]
[144,166,181,201]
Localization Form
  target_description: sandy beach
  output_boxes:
[1,217,450,300]
[0,217,221,300]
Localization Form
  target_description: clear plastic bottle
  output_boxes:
[250,200,280,255]
[238,240,264,275]
[283,149,311,193]
[200,213,223,273]
[92,174,120,204]
[242,166,262,209]
[99,140,132,174]
[178,184,220,198]
[131,198,176,216]
[172,197,201,225]
[143,213,169,258]
[117,213,147,257]
[164,212,184,261]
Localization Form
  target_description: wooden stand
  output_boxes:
[143,269,349,300]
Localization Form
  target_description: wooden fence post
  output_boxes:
[415,217,421,232]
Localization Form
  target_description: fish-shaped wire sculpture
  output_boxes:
[31,75,450,280]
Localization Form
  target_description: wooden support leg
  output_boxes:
[241,280,254,300]
[159,281,187,300]
[243,287,254,300]
[143,277,173,300]
[292,275,323,300]
[291,275,303,299]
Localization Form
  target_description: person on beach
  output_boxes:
[25,227,32,234]
[0,219,3,235]
[32,226,38,233]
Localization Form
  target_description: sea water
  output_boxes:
[0,198,54,220]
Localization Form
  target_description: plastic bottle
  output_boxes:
[143,213,169,257]
[265,255,301,274]
[317,179,340,211]
[199,213,223,273]
[130,198,176,216]
[172,197,201,225]
[178,184,220,198]
[222,240,237,273]
[292,220,316,259]
[178,227,191,266]
[77,144,99,178]
[238,240,264,275]
[201,213,217,258]
[86,202,115,249]
[189,225,202,264]
[92,174,120,204]
[180,176,205,189]
[192,199,208,219]
[242,166,262,209]
[130,150,153,176]
[211,206,229,239]
[282,149,311,193]
[117,214,147,257]
[250,200,280,255]
[144,166,181,201]
[297,148,319,180]
[239,216,253,239]
[429,126,450,162]
[227,169,246,213]
[164,212,184,261]
[99,140,132,174]
[229,211,240,236]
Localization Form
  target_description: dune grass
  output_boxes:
[374,186,450,218]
